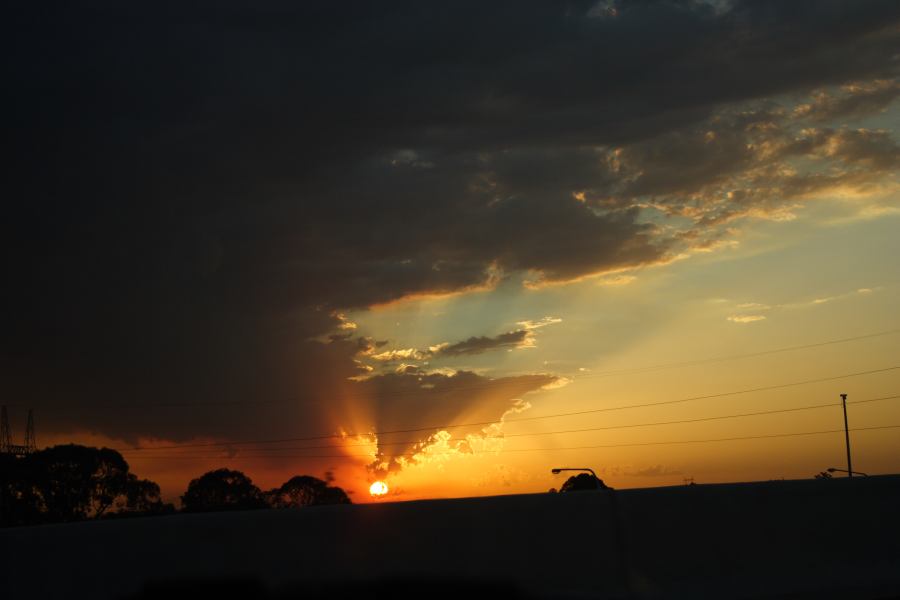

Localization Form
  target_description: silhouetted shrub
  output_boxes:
[181,468,267,512]
[560,473,610,492]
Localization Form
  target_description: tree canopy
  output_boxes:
[181,468,268,512]
[1,444,170,526]
[267,475,351,508]
[182,470,352,512]
[4,447,354,527]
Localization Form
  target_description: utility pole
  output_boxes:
[840,393,852,479]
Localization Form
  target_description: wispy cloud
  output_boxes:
[726,286,882,324]
[727,315,767,324]
[737,302,772,310]
[334,313,358,330]
[371,348,429,362]
[517,316,563,330]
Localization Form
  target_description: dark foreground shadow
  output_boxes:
[125,577,530,600]
[123,576,900,600]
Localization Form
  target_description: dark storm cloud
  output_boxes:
[577,106,900,230]
[3,0,899,444]
[347,369,557,476]
[794,80,900,123]
[369,317,562,365]
[437,331,532,357]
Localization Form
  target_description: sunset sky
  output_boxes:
[5,0,900,503]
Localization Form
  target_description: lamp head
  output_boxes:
[551,468,561,474]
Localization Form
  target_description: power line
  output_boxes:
[121,424,900,460]
[119,393,900,455]
[502,394,899,438]
[582,328,900,378]
[501,366,900,425]
[11,327,900,410]
[495,425,900,452]
[124,365,900,451]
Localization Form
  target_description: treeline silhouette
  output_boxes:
[0,444,350,528]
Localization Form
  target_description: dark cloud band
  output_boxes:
[3,0,898,451]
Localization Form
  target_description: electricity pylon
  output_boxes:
[0,406,36,455]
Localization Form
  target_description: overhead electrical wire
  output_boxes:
[11,327,900,410]
[137,327,900,407]
[122,424,900,460]
[581,328,900,378]
[17,327,900,469]
[123,366,900,451]
[117,393,900,455]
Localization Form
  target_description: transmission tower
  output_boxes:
[0,406,11,453]
[0,406,36,456]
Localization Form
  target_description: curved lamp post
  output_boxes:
[551,467,629,593]
[551,467,603,488]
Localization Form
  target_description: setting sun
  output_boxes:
[369,481,388,497]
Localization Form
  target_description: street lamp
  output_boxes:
[827,467,868,477]
[551,467,627,593]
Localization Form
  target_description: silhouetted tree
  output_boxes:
[181,468,267,512]
[121,477,172,514]
[1,444,169,526]
[266,475,351,508]
[560,473,610,492]
[0,453,44,526]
